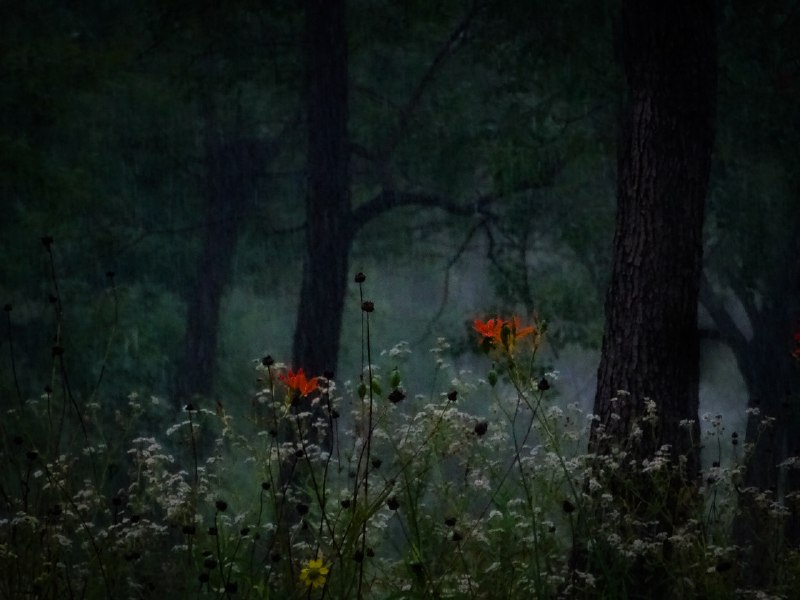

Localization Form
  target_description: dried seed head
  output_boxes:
[388,388,406,404]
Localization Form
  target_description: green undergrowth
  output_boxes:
[1,277,799,600]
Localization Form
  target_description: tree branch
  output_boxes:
[412,219,486,345]
[374,1,482,165]
[351,190,482,233]
[699,273,750,357]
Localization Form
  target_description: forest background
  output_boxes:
[0,0,799,595]
[3,0,797,456]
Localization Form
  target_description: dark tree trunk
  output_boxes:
[590,0,716,482]
[175,126,267,405]
[704,229,800,580]
[737,295,800,580]
[739,299,800,497]
[292,0,350,379]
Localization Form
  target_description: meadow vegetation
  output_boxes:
[1,273,799,599]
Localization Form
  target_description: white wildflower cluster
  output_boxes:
[4,325,799,600]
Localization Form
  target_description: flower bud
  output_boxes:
[390,369,401,388]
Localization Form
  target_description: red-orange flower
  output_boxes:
[474,316,536,353]
[279,368,319,397]
[509,316,535,340]
[473,317,505,344]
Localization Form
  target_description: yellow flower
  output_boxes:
[299,557,329,589]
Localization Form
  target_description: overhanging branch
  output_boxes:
[351,190,480,233]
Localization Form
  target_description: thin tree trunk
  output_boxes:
[175,125,266,405]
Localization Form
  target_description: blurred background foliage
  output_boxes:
[0,0,797,433]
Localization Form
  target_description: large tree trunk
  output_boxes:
[292,0,350,379]
[590,0,716,481]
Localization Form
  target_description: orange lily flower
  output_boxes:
[474,315,536,353]
[509,316,535,340]
[473,317,505,344]
[279,368,319,397]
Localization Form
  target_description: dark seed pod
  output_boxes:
[388,388,406,404]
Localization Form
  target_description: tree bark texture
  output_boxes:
[293,0,351,379]
[590,0,716,481]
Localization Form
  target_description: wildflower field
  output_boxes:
[1,274,799,600]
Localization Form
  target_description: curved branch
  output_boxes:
[412,218,487,345]
[351,190,480,233]
[351,173,555,234]
[699,273,749,358]
[359,1,482,167]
